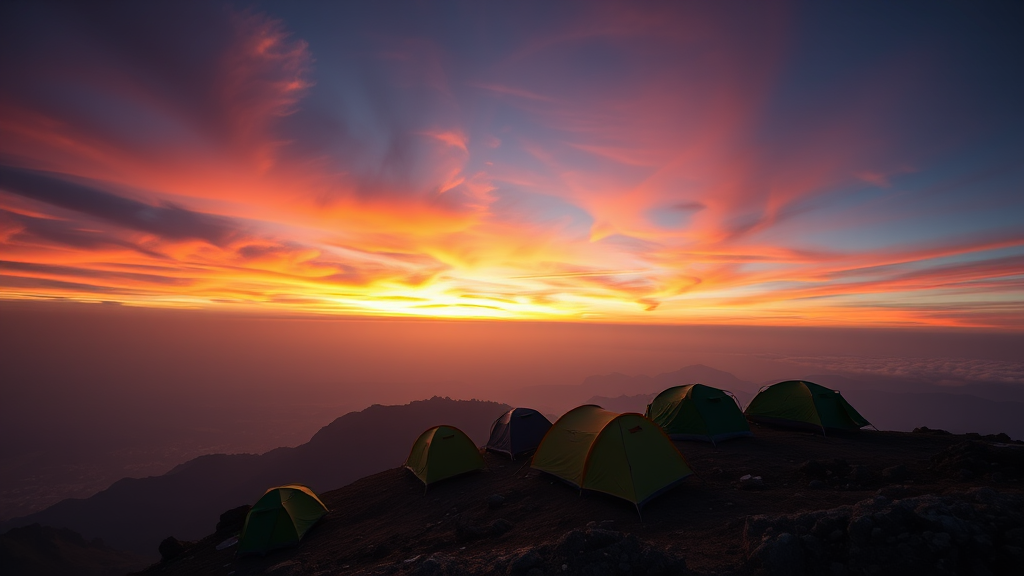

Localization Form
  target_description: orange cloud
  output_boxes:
[0,3,1020,328]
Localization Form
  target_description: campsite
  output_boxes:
[4,383,1023,575]
[138,418,1024,576]
[127,384,1024,576]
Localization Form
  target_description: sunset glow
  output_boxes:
[1,2,1022,327]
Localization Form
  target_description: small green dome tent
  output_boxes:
[744,380,870,434]
[237,484,328,555]
[405,425,485,486]
[645,384,752,444]
[531,405,692,509]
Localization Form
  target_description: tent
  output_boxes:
[405,425,485,486]
[237,484,328,555]
[485,408,553,458]
[645,384,752,444]
[531,405,692,509]
[744,380,870,433]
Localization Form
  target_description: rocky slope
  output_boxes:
[138,426,1024,576]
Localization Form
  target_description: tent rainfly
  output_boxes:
[531,405,692,510]
[744,380,870,434]
[237,484,328,555]
[645,384,752,444]
[485,407,553,459]
[405,425,485,486]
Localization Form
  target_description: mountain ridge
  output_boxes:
[0,397,510,559]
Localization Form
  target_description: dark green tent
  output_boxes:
[744,380,870,433]
[405,425,485,486]
[237,484,328,555]
[531,405,692,509]
[645,384,752,444]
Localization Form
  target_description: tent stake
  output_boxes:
[514,461,531,477]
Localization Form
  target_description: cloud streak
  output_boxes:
[0,2,1021,326]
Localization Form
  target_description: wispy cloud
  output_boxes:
[0,2,1020,325]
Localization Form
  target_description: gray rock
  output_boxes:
[509,548,543,575]
[266,561,299,575]
[931,531,951,549]
[158,537,191,562]
[882,465,908,482]
[416,558,442,576]
[848,516,874,544]
[740,474,765,489]
[801,534,824,559]
[491,518,514,536]
[586,529,624,549]
[848,465,872,483]
[488,494,506,509]
[751,532,805,576]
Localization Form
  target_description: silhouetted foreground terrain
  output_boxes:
[6,363,1023,527]
[140,426,1024,576]
[0,398,509,560]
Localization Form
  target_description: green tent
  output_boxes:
[744,380,870,433]
[405,425,485,486]
[531,405,692,509]
[237,484,328,555]
[645,384,752,444]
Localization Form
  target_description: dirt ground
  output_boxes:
[140,425,1024,575]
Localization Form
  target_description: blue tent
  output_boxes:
[485,408,552,459]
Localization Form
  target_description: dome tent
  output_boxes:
[405,425,485,486]
[744,380,870,434]
[485,407,553,459]
[645,384,752,444]
[237,484,328,556]
[531,405,692,511]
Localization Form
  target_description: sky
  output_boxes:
[1,1,1022,328]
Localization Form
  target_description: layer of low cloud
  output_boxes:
[771,354,1024,385]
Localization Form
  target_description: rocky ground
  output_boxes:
[139,426,1024,576]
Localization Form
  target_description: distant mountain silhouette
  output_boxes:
[583,394,656,415]
[0,523,145,576]
[0,397,510,559]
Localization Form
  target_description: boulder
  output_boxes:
[215,504,250,537]
[158,536,191,562]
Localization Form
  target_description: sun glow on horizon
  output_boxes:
[1,2,1022,329]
